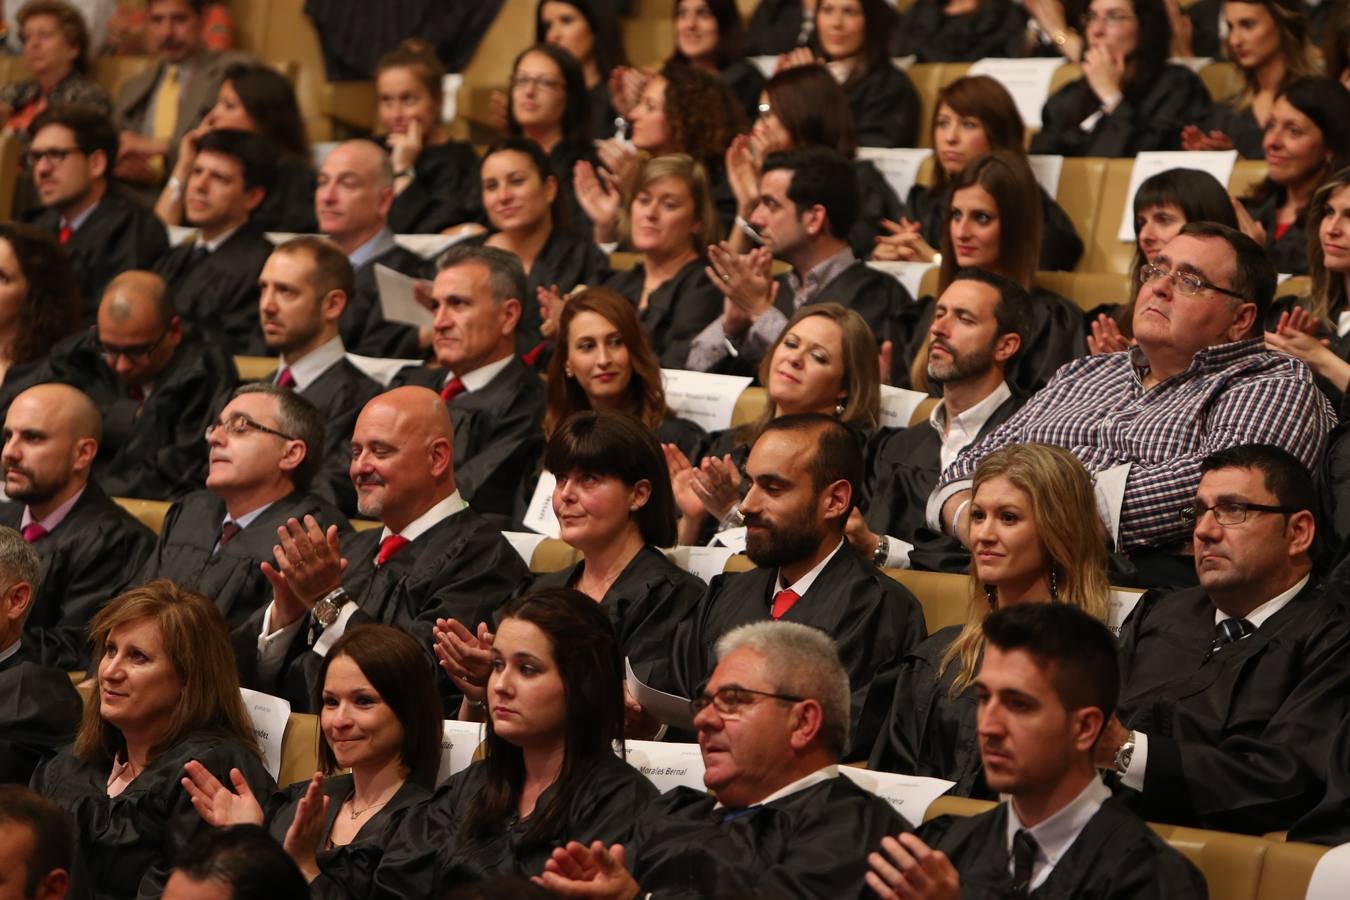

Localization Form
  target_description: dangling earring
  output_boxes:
[834,399,846,417]
[984,583,997,611]
[565,367,575,379]
[1048,566,1059,602]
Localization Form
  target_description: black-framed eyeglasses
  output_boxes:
[689,685,805,718]
[205,413,298,442]
[1179,500,1296,527]
[1139,263,1253,303]
[510,74,563,92]
[25,146,83,167]
[94,326,169,363]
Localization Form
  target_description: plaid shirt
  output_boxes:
[933,339,1334,549]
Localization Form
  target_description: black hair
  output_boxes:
[507,43,593,148]
[982,602,1120,723]
[171,824,309,900]
[229,382,325,492]
[1176,221,1276,325]
[1200,443,1317,514]
[533,0,629,76]
[481,135,568,227]
[31,105,118,168]
[761,147,860,240]
[669,0,747,68]
[0,785,73,898]
[220,62,310,159]
[948,266,1033,357]
[195,128,279,195]
[759,412,864,522]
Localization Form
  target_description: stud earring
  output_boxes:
[834,400,846,417]
[1048,567,1059,602]
[984,583,997,611]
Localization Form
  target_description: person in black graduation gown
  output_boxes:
[1102,445,1350,834]
[27,107,169,317]
[1289,709,1350,845]
[868,443,1113,797]
[747,0,816,56]
[182,625,442,898]
[539,618,910,899]
[0,528,81,785]
[47,270,239,502]
[0,384,156,671]
[672,415,926,758]
[1030,0,1210,157]
[665,0,766,121]
[151,129,277,355]
[893,0,1029,62]
[32,581,275,900]
[392,246,548,526]
[374,588,656,898]
[138,385,352,631]
[807,0,919,148]
[535,0,629,146]
[233,386,530,714]
[869,603,1207,900]
[376,43,484,235]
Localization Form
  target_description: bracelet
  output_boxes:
[166,175,182,201]
[1053,29,1068,47]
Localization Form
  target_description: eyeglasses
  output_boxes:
[94,327,169,363]
[689,685,805,719]
[205,413,298,442]
[1079,10,1137,27]
[510,74,564,92]
[25,146,82,167]
[1179,500,1296,527]
[1139,263,1253,303]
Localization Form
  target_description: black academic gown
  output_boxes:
[851,159,907,262]
[1185,0,1222,57]
[531,545,707,695]
[264,773,432,900]
[0,483,156,670]
[628,775,912,900]
[587,81,620,148]
[1289,708,1350,844]
[385,140,484,235]
[342,244,435,359]
[847,63,922,149]
[372,753,657,899]
[720,58,767,122]
[549,140,598,237]
[139,489,352,630]
[672,546,927,757]
[603,257,724,368]
[29,189,169,318]
[151,225,275,355]
[1030,65,1211,157]
[0,644,81,785]
[234,506,530,712]
[1242,188,1310,275]
[1199,101,1265,161]
[747,0,811,55]
[1114,581,1350,833]
[892,0,1029,62]
[904,182,1084,273]
[32,732,275,900]
[255,155,319,233]
[919,797,1209,899]
[47,331,239,501]
[393,358,547,526]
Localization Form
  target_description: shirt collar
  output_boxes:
[348,227,397,269]
[62,198,100,233]
[379,489,467,545]
[931,381,1012,464]
[1132,338,1267,385]
[279,336,346,390]
[748,764,840,807]
[1005,775,1111,880]
[220,499,277,533]
[0,638,20,665]
[787,247,855,298]
[20,485,86,535]
[1215,573,1309,630]
[447,354,514,392]
[196,223,242,254]
[777,538,845,596]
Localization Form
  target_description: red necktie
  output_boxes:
[276,367,295,389]
[219,521,241,547]
[21,522,47,543]
[439,377,466,403]
[58,224,72,245]
[376,534,410,566]
[771,588,800,619]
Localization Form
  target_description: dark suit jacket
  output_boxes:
[342,244,434,359]
[672,545,927,757]
[0,644,81,785]
[139,489,352,629]
[152,225,274,354]
[48,330,239,500]
[847,62,921,149]
[234,505,529,712]
[394,357,546,525]
[0,482,156,670]
[29,189,169,315]
[113,50,253,153]
[1115,581,1350,833]
[605,258,724,368]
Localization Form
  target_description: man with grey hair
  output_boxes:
[0,383,155,670]
[393,245,545,525]
[0,526,82,785]
[538,619,912,898]
[136,383,350,629]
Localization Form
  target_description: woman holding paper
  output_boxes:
[376,587,658,895]
[31,581,274,899]
[181,624,440,895]
[868,442,1111,796]
[1030,0,1209,156]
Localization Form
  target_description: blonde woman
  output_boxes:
[867,443,1110,796]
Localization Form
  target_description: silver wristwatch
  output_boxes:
[871,535,889,567]
[1114,731,1137,774]
[312,587,347,628]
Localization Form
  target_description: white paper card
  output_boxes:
[1027,154,1065,198]
[664,545,738,584]
[626,657,694,730]
[343,353,422,388]
[712,526,747,553]
[166,225,197,248]
[1093,462,1132,549]
[661,369,754,433]
[878,385,930,430]
[394,232,471,260]
[749,55,778,79]
[523,470,561,538]
[1306,843,1350,900]
[239,687,291,781]
[502,530,550,566]
[441,73,464,124]
[622,740,706,792]
[968,57,1065,129]
[855,148,933,202]
[437,719,485,784]
[374,263,434,330]
[1117,151,1238,241]
[264,232,323,245]
[1107,588,1143,636]
[838,768,956,824]
[1278,272,1295,285]
[868,261,937,300]
[1169,56,1213,74]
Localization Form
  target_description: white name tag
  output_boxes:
[437,719,486,784]
[661,370,754,433]
[968,57,1066,129]
[522,471,561,538]
[1117,151,1237,241]
[622,740,706,793]
[838,768,956,824]
[855,147,933,202]
[878,385,930,430]
[239,687,291,781]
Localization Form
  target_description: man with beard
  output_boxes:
[0,383,154,670]
[848,269,1030,573]
[234,386,530,712]
[258,236,380,516]
[672,413,926,757]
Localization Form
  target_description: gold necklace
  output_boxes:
[348,796,392,819]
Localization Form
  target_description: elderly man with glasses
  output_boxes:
[927,221,1334,588]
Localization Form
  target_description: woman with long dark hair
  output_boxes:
[536,0,629,143]
[668,0,765,120]
[0,222,81,417]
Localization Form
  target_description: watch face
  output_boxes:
[314,600,337,626]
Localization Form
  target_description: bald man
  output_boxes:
[0,384,155,669]
[316,140,432,359]
[235,387,530,712]
[46,270,239,500]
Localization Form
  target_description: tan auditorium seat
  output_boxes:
[1148,824,1269,900]
[112,497,171,534]
[278,712,321,787]
[0,133,22,222]
[234,355,278,382]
